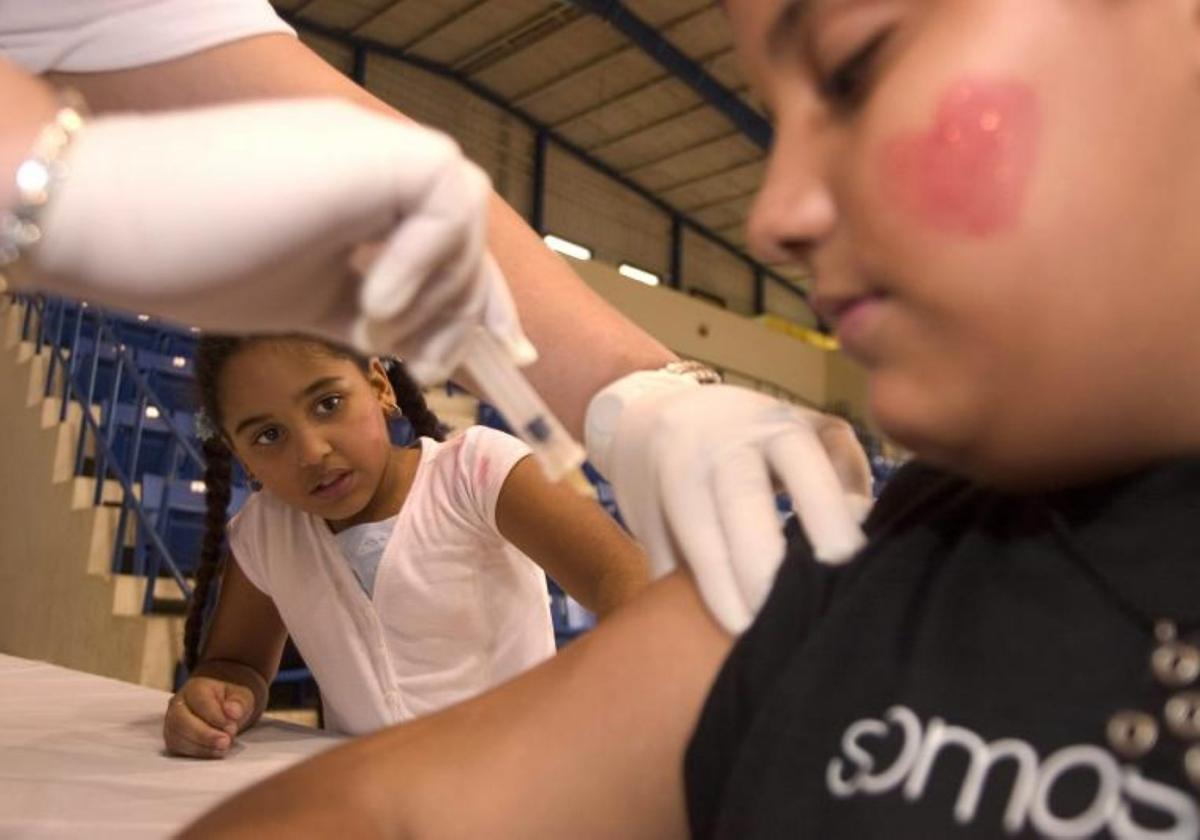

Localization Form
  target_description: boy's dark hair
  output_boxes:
[182,334,445,672]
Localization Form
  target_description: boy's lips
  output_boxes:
[813,291,891,359]
[813,291,888,329]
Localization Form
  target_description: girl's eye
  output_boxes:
[253,426,282,447]
[820,31,890,110]
[315,394,343,416]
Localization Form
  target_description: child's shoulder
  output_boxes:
[465,424,531,454]
[427,426,531,467]
[419,426,532,497]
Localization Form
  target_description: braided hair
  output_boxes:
[184,436,233,671]
[183,334,444,671]
[380,356,445,443]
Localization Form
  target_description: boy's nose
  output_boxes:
[746,116,837,268]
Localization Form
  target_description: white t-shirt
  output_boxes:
[0,0,294,74]
[228,426,557,735]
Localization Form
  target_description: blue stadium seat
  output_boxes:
[135,475,250,578]
[66,336,127,406]
[137,350,198,414]
[547,578,595,647]
[99,405,204,483]
[580,461,625,526]
[476,401,513,434]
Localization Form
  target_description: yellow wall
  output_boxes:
[571,258,828,405]
[569,257,874,422]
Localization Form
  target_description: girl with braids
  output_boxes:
[163,333,649,759]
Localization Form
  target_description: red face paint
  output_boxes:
[881,80,1040,238]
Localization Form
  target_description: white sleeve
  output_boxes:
[456,426,534,533]
[226,495,273,598]
[0,0,295,75]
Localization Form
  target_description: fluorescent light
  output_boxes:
[145,406,161,419]
[172,356,187,368]
[189,326,201,334]
[189,480,206,494]
[136,314,151,322]
[618,263,660,287]
[543,234,592,261]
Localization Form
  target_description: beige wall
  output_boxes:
[569,259,822,405]
[0,306,181,689]
[825,350,874,428]
[567,258,875,423]
[296,29,815,330]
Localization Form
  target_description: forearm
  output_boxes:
[558,529,651,619]
[184,573,730,839]
[0,59,60,210]
[190,658,270,730]
[589,558,652,619]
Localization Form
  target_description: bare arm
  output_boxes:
[182,571,731,839]
[496,455,650,618]
[191,555,290,727]
[47,34,675,436]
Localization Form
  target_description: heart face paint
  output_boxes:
[882,80,1040,238]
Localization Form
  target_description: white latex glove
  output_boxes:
[18,98,533,383]
[585,372,873,634]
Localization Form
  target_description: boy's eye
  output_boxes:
[315,394,343,416]
[820,31,890,110]
[254,427,282,446]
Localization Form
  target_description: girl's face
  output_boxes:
[730,0,1200,487]
[217,341,398,527]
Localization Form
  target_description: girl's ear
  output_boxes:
[367,357,397,410]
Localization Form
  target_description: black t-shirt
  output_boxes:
[685,459,1200,838]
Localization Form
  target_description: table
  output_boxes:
[0,654,341,838]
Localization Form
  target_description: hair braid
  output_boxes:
[383,357,445,442]
[184,436,233,671]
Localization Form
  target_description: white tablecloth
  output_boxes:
[0,653,341,838]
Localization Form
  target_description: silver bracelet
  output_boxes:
[1,90,86,267]
[662,359,723,385]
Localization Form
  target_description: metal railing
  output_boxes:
[17,293,208,610]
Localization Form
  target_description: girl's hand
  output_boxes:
[163,676,256,759]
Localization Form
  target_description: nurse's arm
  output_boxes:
[495,454,650,618]
[47,34,675,437]
[182,572,731,839]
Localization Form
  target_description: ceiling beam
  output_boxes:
[452,6,586,75]
[562,0,771,149]
[549,44,737,132]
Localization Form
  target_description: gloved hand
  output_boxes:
[585,372,873,634]
[19,97,533,383]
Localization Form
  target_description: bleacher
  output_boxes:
[11,294,277,688]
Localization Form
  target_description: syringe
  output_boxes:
[457,326,584,482]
